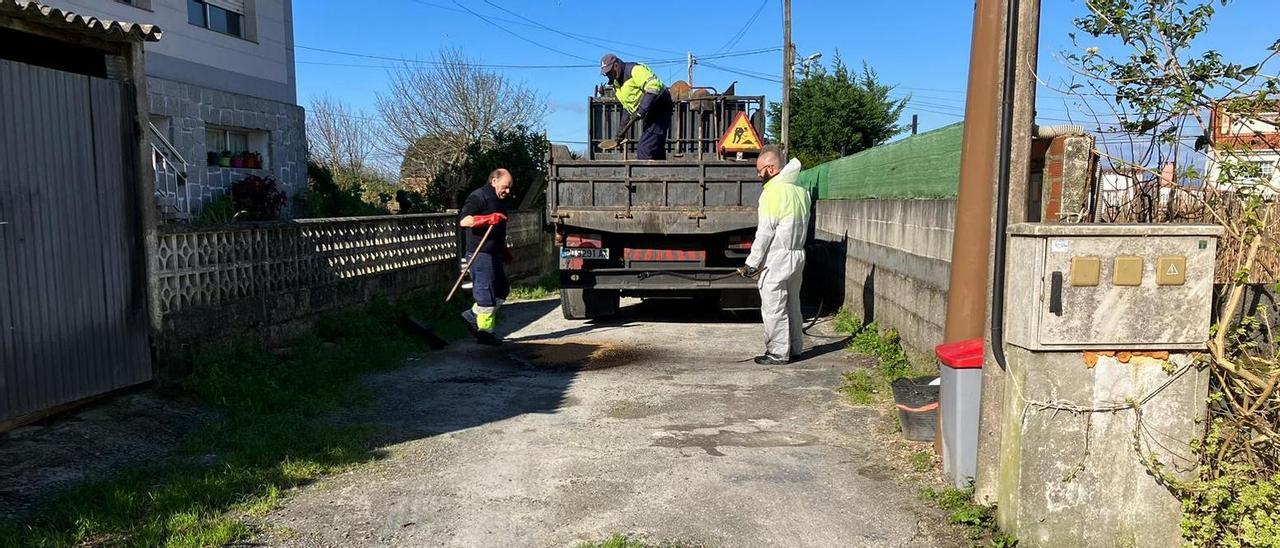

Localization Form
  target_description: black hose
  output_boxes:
[990,0,1024,370]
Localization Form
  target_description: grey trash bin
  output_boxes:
[937,339,984,488]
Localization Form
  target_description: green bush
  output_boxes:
[296,162,389,218]
[193,194,241,225]
[1180,463,1280,547]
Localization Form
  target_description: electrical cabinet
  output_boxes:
[1004,223,1223,350]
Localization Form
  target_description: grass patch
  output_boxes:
[919,486,1017,546]
[508,273,560,301]
[834,308,936,407]
[577,534,700,548]
[832,307,860,335]
[0,290,467,547]
[838,370,884,404]
[911,450,937,474]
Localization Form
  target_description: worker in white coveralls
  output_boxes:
[737,145,811,365]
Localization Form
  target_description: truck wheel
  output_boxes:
[561,288,620,320]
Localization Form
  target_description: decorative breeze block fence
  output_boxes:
[155,214,460,316]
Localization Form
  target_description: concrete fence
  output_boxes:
[154,211,550,375]
[812,199,956,356]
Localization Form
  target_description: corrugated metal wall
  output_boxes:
[0,59,151,423]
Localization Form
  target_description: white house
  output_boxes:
[40,0,306,218]
[1205,104,1279,197]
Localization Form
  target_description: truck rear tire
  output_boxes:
[561,288,620,320]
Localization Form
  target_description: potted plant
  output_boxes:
[250,152,263,169]
[218,150,232,167]
[230,151,245,168]
[206,151,219,166]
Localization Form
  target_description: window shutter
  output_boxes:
[205,0,244,14]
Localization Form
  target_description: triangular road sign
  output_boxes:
[717,112,763,153]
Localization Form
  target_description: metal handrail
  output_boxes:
[148,121,188,172]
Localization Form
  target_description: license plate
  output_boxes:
[561,247,609,260]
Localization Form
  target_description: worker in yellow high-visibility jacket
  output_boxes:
[737,145,810,365]
[600,53,673,160]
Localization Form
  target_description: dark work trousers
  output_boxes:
[468,251,510,308]
[636,91,673,160]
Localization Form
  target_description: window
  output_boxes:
[206,128,249,154]
[116,0,152,8]
[1252,160,1277,180]
[188,0,243,38]
[206,126,269,169]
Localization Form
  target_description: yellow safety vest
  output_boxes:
[612,63,665,115]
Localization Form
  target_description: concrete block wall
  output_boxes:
[813,199,956,356]
[147,76,306,216]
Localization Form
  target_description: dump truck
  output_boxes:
[546,87,768,319]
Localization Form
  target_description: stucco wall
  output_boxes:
[813,199,955,356]
[42,0,296,104]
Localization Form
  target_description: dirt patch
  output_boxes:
[510,341,651,370]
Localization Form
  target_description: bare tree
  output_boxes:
[307,94,380,174]
[376,48,548,183]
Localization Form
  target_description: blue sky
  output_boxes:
[293,0,1278,157]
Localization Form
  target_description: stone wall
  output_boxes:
[813,199,955,356]
[147,76,306,217]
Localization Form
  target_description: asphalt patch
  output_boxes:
[509,341,650,370]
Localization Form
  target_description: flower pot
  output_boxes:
[231,156,244,168]
[218,156,231,168]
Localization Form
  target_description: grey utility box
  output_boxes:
[1004,223,1223,351]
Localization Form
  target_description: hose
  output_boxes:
[636,267,766,282]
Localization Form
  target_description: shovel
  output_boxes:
[597,117,638,151]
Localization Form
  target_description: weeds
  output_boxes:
[508,273,560,301]
[911,450,936,474]
[832,307,860,335]
[0,290,466,547]
[577,534,700,548]
[920,486,1014,546]
[835,309,934,406]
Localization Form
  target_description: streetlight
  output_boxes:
[799,52,823,78]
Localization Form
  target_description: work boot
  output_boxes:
[461,309,480,338]
[476,331,502,346]
[753,354,789,365]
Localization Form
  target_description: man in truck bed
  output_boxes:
[737,146,810,365]
[600,53,673,160]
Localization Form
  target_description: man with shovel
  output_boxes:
[459,168,514,345]
[600,53,673,160]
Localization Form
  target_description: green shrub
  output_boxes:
[193,194,241,225]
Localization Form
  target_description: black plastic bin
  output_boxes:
[891,375,940,442]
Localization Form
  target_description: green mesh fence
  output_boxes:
[796,122,964,200]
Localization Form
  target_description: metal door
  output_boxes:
[0,59,151,423]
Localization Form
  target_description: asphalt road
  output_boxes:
[258,297,958,547]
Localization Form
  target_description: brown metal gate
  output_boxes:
[0,59,152,424]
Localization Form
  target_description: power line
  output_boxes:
[404,0,684,56]
[449,0,593,62]
[295,45,780,71]
[480,0,649,60]
[715,0,770,54]
[701,61,782,84]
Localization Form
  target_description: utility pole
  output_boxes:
[781,0,791,151]
[912,114,919,135]
[687,52,694,87]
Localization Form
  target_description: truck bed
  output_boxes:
[547,158,762,235]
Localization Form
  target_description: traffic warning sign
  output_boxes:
[717,112,763,153]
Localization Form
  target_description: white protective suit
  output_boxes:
[745,158,811,359]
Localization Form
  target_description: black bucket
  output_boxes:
[891,375,940,442]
